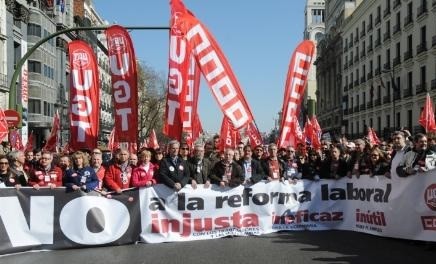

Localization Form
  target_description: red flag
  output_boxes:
[25,131,34,152]
[0,107,9,143]
[148,129,159,150]
[246,121,262,148]
[140,137,149,149]
[278,40,315,148]
[168,0,255,130]
[107,127,119,151]
[68,40,100,151]
[367,127,381,145]
[303,117,313,144]
[310,115,322,150]
[419,93,436,133]
[9,130,24,151]
[43,110,60,152]
[106,25,138,144]
[219,116,240,151]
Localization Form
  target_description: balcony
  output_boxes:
[383,7,391,18]
[383,31,391,42]
[354,106,359,113]
[403,50,413,61]
[403,88,413,98]
[416,83,427,94]
[375,38,381,48]
[375,68,381,76]
[393,56,401,67]
[417,42,427,55]
[374,98,381,106]
[393,0,401,10]
[375,15,381,25]
[354,55,359,62]
[367,72,373,80]
[432,35,436,48]
[367,101,373,109]
[417,3,428,19]
[432,79,436,90]
[367,22,373,32]
[344,85,348,92]
[0,73,7,89]
[360,50,366,58]
[360,76,366,83]
[354,79,360,87]
[360,30,366,39]
[383,95,391,104]
[367,44,373,53]
[383,63,391,70]
[360,104,366,111]
[393,24,401,35]
[404,15,413,27]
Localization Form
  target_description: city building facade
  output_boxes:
[342,0,436,139]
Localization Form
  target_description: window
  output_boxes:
[28,61,41,73]
[27,23,41,37]
[29,99,41,114]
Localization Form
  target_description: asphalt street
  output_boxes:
[1,231,435,264]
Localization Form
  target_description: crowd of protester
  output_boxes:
[0,129,435,192]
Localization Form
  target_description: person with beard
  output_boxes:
[188,143,212,189]
[237,145,264,185]
[158,140,191,192]
[28,151,63,190]
[210,148,243,188]
[396,133,436,177]
[104,148,133,193]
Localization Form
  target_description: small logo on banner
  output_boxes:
[424,184,436,211]
[72,50,90,68]
[421,216,436,230]
[108,34,127,53]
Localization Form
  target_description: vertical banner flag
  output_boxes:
[419,93,436,133]
[106,25,138,144]
[148,129,159,150]
[278,40,315,148]
[68,40,100,150]
[169,0,255,130]
[20,40,29,145]
[219,116,239,151]
[165,2,194,141]
[43,110,60,152]
[9,130,24,151]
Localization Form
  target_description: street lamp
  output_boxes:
[381,68,399,131]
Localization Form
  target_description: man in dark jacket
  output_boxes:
[158,140,190,191]
[188,143,212,189]
[210,148,243,188]
[237,145,265,184]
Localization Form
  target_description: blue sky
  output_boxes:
[93,0,306,134]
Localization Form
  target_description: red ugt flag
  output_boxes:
[419,93,436,133]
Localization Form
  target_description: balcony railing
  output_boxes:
[375,68,381,76]
[416,83,427,94]
[367,101,373,109]
[433,35,436,47]
[383,63,391,70]
[374,98,381,106]
[383,95,391,104]
[417,3,428,18]
[367,22,373,32]
[404,50,413,61]
[375,38,381,47]
[404,15,413,27]
[383,7,391,18]
[0,73,7,88]
[432,79,436,90]
[360,104,366,111]
[367,72,373,80]
[393,56,401,67]
[403,88,413,98]
[417,42,427,55]
[361,76,366,83]
[383,31,391,41]
[375,15,381,25]
[367,44,373,53]
[393,0,401,10]
[393,24,401,35]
